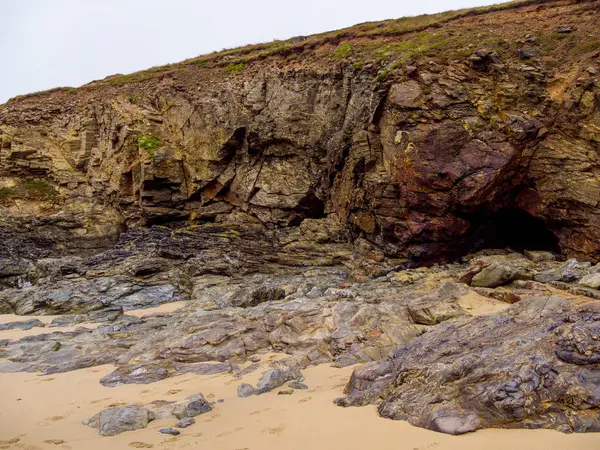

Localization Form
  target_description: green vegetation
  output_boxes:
[128,94,137,103]
[352,61,364,70]
[574,39,600,54]
[137,133,161,160]
[225,63,244,75]
[333,42,353,58]
[4,0,569,95]
[0,180,57,201]
[23,180,57,197]
[287,54,298,61]
[0,187,15,199]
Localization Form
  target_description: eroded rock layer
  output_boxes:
[1,0,600,263]
[1,0,600,439]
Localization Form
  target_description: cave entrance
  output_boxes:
[466,207,559,254]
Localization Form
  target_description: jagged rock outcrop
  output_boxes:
[1,0,599,264]
[336,295,600,434]
[1,0,600,440]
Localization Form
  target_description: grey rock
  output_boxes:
[288,381,308,390]
[159,428,180,435]
[524,250,555,262]
[229,285,286,308]
[560,258,591,283]
[100,362,171,387]
[578,272,600,289]
[0,318,44,331]
[336,296,600,434]
[471,263,518,288]
[407,282,468,325]
[86,405,154,436]
[256,368,299,394]
[237,383,255,398]
[555,25,574,34]
[175,417,195,428]
[172,393,212,419]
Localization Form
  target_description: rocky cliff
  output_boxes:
[2,0,600,438]
[1,0,599,263]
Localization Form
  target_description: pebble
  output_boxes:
[278,389,294,395]
[159,428,180,435]
[288,381,308,390]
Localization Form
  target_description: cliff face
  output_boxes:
[1,0,600,263]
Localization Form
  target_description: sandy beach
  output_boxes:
[1,296,599,450]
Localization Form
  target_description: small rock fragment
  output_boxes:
[237,383,255,398]
[278,389,294,395]
[288,381,308,390]
[175,417,195,428]
[159,428,180,436]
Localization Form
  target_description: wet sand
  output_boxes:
[1,299,599,449]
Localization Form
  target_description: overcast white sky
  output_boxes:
[0,0,505,103]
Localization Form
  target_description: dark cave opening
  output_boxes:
[465,207,560,255]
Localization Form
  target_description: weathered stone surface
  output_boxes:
[256,369,294,395]
[171,393,212,419]
[579,273,600,289]
[175,417,195,428]
[84,405,154,436]
[100,362,170,387]
[0,318,43,331]
[2,4,600,440]
[237,383,255,398]
[1,1,600,266]
[336,296,600,434]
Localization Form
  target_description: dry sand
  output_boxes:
[1,298,599,449]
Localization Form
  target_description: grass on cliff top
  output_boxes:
[80,0,538,87]
[3,0,554,96]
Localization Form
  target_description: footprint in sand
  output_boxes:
[0,437,40,450]
[261,425,286,435]
[90,397,110,404]
[41,416,66,425]
[202,413,221,422]
[42,440,65,445]
[0,437,20,447]
[128,443,154,449]
[165,389,181,395]
[298,396,312,403]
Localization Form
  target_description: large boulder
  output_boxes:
[336,296,600,434]
[172,393,213,419]
[84,405,155,436]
